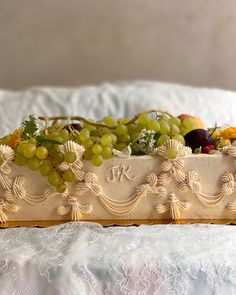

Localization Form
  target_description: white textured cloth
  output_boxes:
[0,222,236,295]
[1,82,236,294]
[1,81,236,136]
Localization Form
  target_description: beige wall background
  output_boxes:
[0,0,236,90]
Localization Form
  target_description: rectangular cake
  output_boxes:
[0,111,236,224]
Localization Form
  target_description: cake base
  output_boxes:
[1,219,236,228]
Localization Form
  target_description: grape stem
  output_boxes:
[39,116,117,129]
[67,116,78,137]
[38,109,173,129]
[44,117,49,136]
[209,124,218,137]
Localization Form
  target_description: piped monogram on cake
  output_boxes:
[106,165,136,182]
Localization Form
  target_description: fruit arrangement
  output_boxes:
[0,109,233,193]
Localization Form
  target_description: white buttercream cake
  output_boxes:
[0,111,236,224]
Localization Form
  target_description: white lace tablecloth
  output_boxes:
[0,222,236,295]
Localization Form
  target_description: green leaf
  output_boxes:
[194,147,202,154]
[35,135,61,145]
[21,115,38,140]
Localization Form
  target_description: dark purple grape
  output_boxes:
[184,129,215,151]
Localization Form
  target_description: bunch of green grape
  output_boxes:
[10,111,198,191]
[76,116,117,166]
[14,125,78,193]
[75,112,197,165]
[132,113,196,159]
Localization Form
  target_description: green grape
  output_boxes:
[98,127,111,135]
[51,122,60,129]
[23,143,36,158]
[131,142,140,154]
[52,136,64,144]
[48,171,61,186]
[59,129,69,141]
[90,129,99,136]
[28,138,37,144]
[92,144,102,154]
[115,124,128,135]
[147,120,160,132]
[101,146,113,159]
[173,134,185,145]
[14,154,27,166]
[76,136,83,145]
[83,149,93,160]
[49,148,57,157]
[156,135,170,146]
[169,117,181,126]
[62,169,75,182]
[53,152,64,164]
[83,120,97,131]
[64,151,77,163]
[90,136,100,143]
[100,135,112,146]
[138,113,150,124]
[127,123,138,133]
[79,129,90,141]
[161,114,171,122]
[179,125,189,136]
[27,157,41,171]
[110,133,117,144]
[170,124,180,136]
[35,146,48,160]
[166,148,178,159]
[16,143,27,155]
[91,154,103,166]
[135,123,146,132]
[130,132,140,141]
[49,130,59,137]
[102,116,116,126]
[159,120,170,135]
[118,133,130,143]
[182,118,195,129]
[40,161,52,176]
[114,143,127,151]
[82,139,93,148]
[41,141,54,151]
[118,117,130,124]
[56,182,67,193]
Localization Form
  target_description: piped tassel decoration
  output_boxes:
[0,199,19,223]
[57,196,92,221]
[155,193,190,221]
[69,197,81,221]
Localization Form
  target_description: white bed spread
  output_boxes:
[0,222,236,295]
